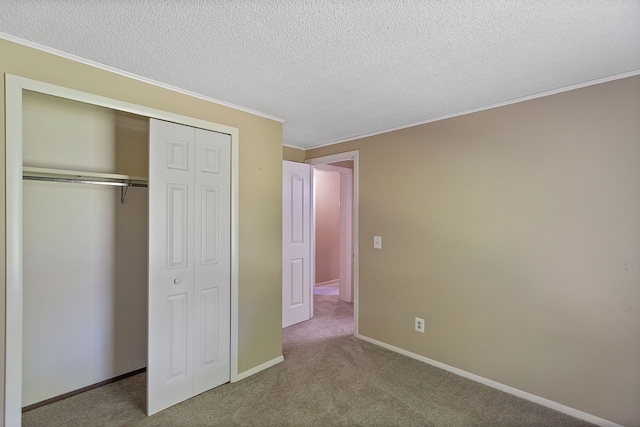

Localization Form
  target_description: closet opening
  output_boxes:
[21,90,150,413]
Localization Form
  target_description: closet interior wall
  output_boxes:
[22,90,149,407]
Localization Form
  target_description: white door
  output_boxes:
[282,160,311,327]
[148,119,231,415]
[193,127,231,395]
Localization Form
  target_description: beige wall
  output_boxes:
[307,76,640,426]
[329,160,353,170]
[283,145,305,162]
[1,38,283,420]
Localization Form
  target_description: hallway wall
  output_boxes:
[314,170,340,285]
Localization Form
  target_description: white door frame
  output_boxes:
[4,74,240,426]
[306,151,359,336]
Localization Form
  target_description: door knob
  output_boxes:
[173,278,181,285]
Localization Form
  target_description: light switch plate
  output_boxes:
[373,235,382,249]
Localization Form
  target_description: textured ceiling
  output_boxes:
[1,1,639,149]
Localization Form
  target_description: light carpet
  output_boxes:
[22,294,596,426]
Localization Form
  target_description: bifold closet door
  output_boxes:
[148,119,231,415]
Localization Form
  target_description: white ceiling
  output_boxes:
[1,1,639,149]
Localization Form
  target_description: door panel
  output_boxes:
[199,287,220,364]
[167,184,189,268]
[167,293,189,380]
[201,187,220,264]
[193,128,231,395]
[288,258,305,305]
[148,120,231,415]
[148,119,196,415]
[282,161,311,327]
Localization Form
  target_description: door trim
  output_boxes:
[5,74,240,426]
[306,151,359,336]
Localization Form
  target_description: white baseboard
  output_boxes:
[356,334,623,427]
[315,279,339,287]
[233,355,284,382]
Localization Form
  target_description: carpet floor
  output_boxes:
[313,284,339,296]
[22,294,597,426]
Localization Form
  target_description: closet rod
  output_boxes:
[23,175,147,188]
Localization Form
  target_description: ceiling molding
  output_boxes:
[304,69,640,151]
[0,32,285,124]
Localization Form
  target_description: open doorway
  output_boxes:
[313,168,342,298]
[312,163,353,303]
[281,151,358,333]
[308,151,359,334]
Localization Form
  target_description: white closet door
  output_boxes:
[148,119,231,415]
[193,128,231,394]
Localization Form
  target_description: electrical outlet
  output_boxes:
[415,317,425,333]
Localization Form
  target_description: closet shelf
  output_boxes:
[23,166,148,188]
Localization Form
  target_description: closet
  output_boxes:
[21,91,150,408]
[20,89,232,417]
